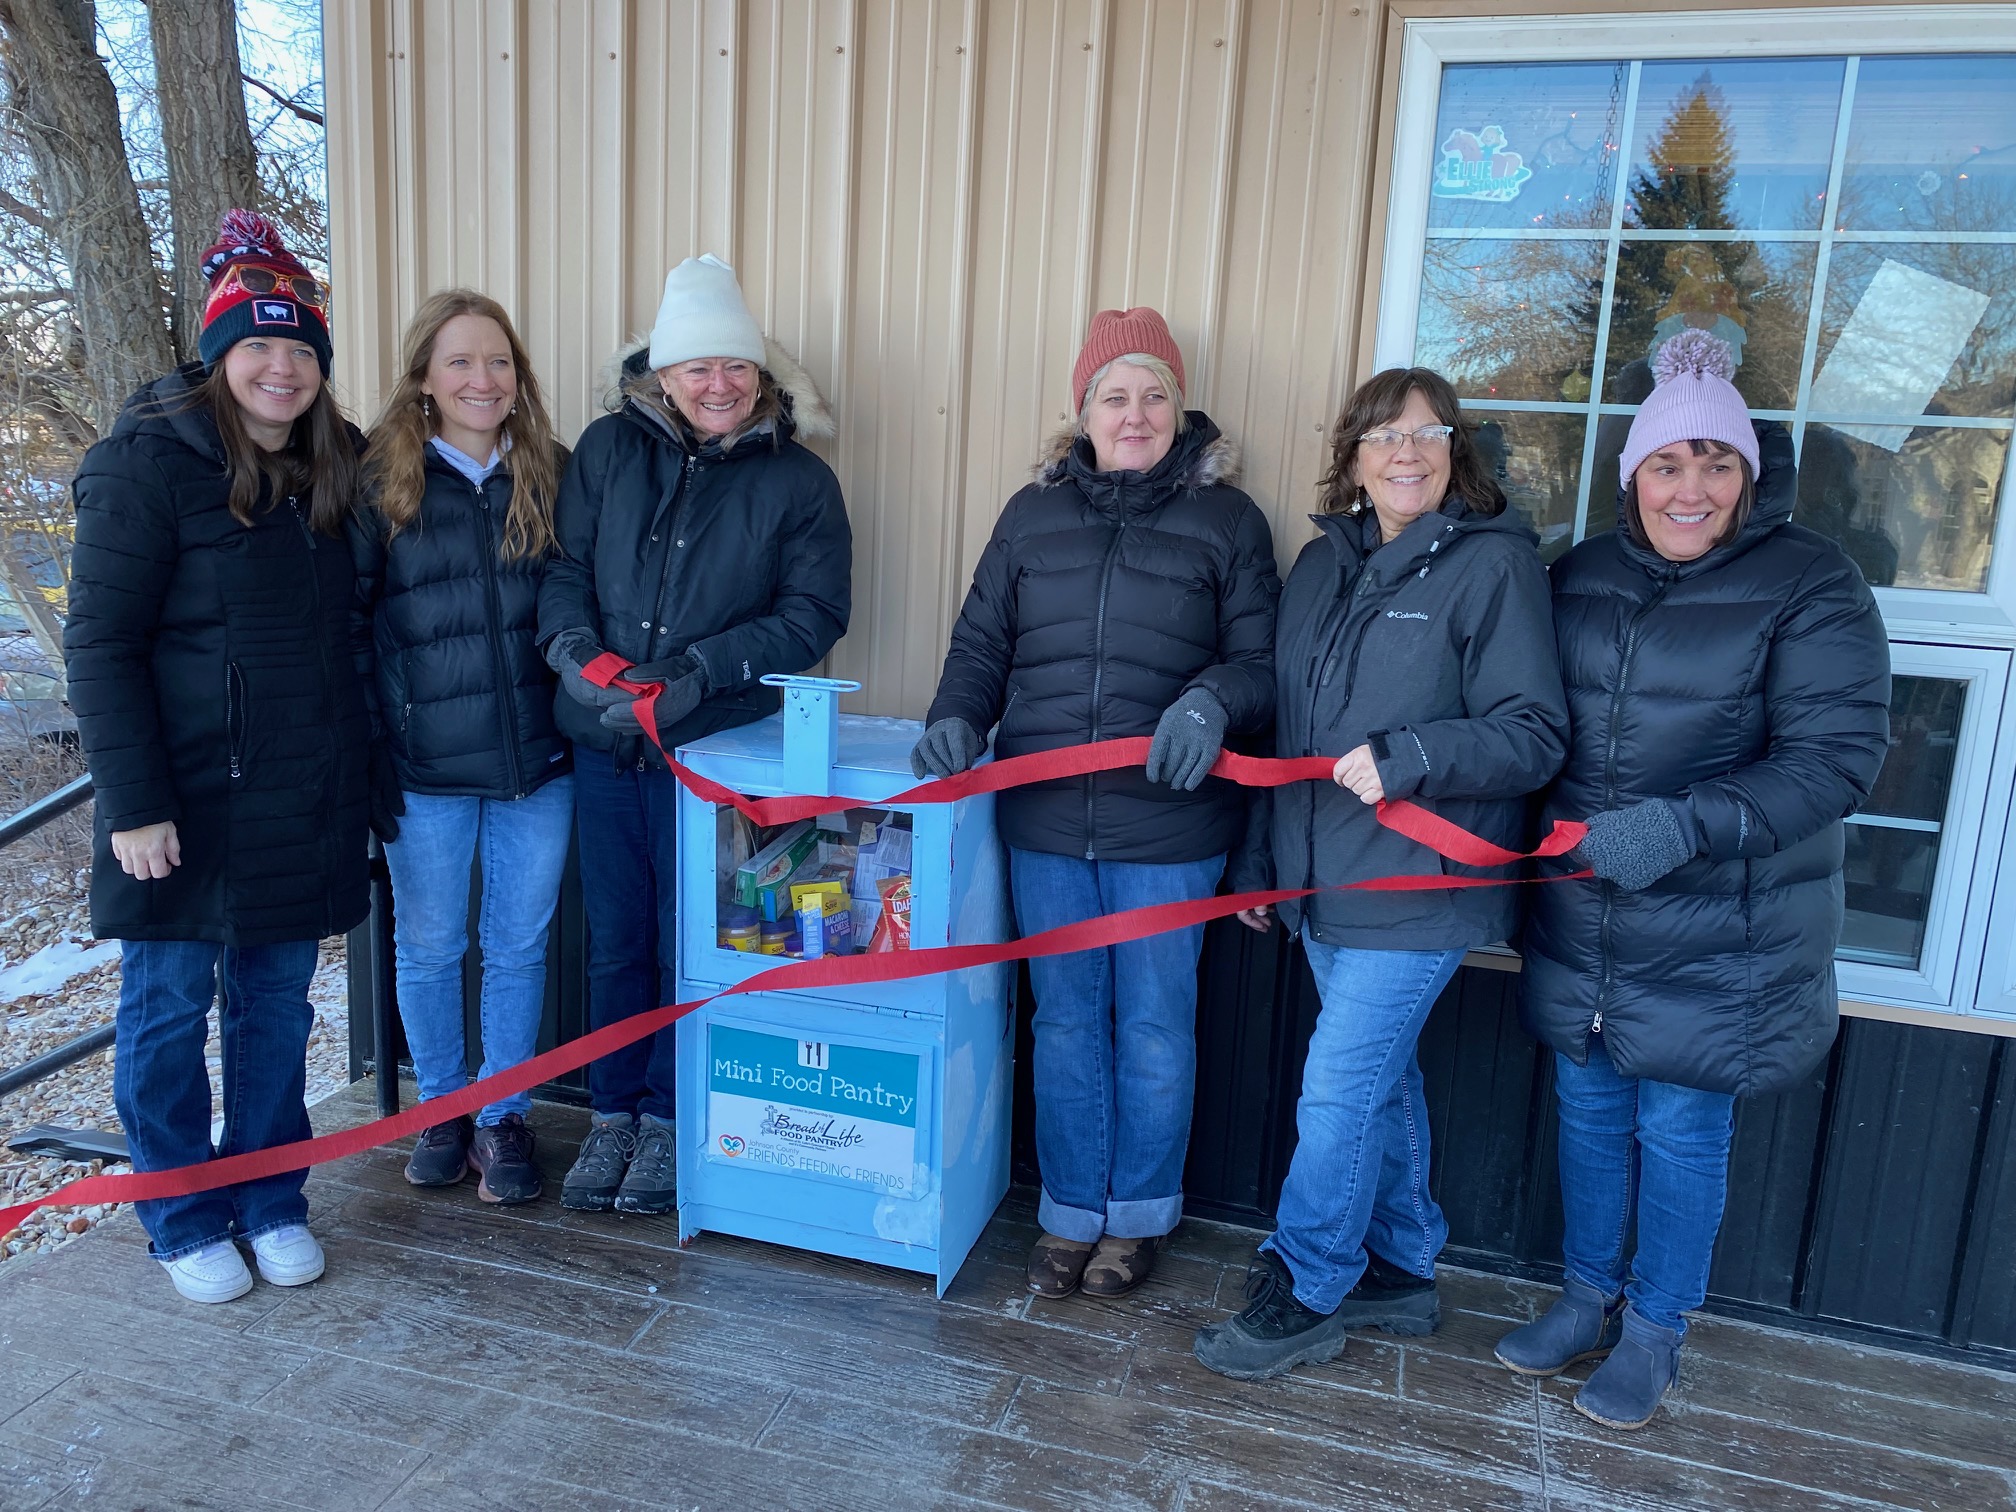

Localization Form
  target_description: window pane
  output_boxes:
[1840,825,1937,969]
[1840,674,1965,972]
[1625,59,1844,231]
[1797,423,2008,591]
[1604,240,1817,409]
[1469,410,1584,559]
[1415,237,1607,402]
[1428,63,1628,232]
[1815,244,2016,421]
[1837,55,2016,234]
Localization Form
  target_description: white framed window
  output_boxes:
[1375,9,2016,1022]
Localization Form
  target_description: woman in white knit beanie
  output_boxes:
[537,256,852,1214]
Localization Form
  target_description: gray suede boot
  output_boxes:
[1572,1305,1682,1429]
[1493,1274,1623,1377]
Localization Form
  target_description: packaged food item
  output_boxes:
[734,820,819,908]
[791,880,855,957]
[717,904,761,952]
[866,874,913,952]
[757,921,799,955]
[716,808,757,906]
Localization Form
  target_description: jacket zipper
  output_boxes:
[1083,516,1126,860]
[288,493,338,930]
[472,478,527,797]
[226,662,245,778]
[1592,573,1676,1034]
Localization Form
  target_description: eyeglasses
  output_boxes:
[1357,425,1453,452]
[209,264,327,311]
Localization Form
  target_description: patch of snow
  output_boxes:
[0,938,120,1002]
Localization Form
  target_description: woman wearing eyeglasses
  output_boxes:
[1193,367,1568,1381]
[64,211,385,1304]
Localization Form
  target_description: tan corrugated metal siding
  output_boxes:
[325,0,1387,717]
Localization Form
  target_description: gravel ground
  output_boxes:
[0,876,355,1264]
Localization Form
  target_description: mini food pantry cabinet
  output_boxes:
[674,677,1014,1294]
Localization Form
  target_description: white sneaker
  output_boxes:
[248,1223,325,1286]
[159,1240,254,1304]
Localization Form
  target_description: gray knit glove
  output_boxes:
[544,629,628,711]
[1145,688,1228,792]
[1575,799,1694,892]
[909,718,984,780]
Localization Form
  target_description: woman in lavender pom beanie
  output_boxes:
[1500,330,1891,1428]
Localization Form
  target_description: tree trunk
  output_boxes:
[149,0,259,364]
[0,0,173,436]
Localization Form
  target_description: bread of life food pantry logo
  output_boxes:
[1434,125,1532,203]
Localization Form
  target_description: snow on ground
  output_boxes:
[0,938,122,1003]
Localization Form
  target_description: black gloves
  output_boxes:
[544,629,628,712]
[368,742,405,844]
[601,656,708,735]
[910,717,984,780]
[1145,688,1228,791]
[1575,798,1696,892]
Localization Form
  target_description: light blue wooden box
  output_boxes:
[674,677,1013,1295]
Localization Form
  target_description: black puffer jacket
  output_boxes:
[1230,500,1568,949]
[538,342,851,761]
[925,416,1279,863]
[351,444,571,798]
[1519,425,1892,1096]
[65,365,372,946]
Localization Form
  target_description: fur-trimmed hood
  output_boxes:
[597,333,835,440]
[1031,410,1240,489]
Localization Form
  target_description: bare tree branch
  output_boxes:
[240,68,320,126]
[0,182,47,229]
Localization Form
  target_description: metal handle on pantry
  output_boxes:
[761,674,862,795]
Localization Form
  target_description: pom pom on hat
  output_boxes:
[1652,327,1738,386]
[649,255,766,370]
[197,208,332,375]
[1617,330,1758,485]
[1072,307,1186,413]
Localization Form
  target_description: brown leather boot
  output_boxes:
[1027,1233,1097,1297]
[1082,1234,1161,1297]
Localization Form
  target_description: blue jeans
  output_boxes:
[383,777,574,1125]
[1009,848,1226,1242]
[113,937,320,1260]
[574,753,682,1120]
[1262,933,1465,1312]
[1554,1036,1737,1336]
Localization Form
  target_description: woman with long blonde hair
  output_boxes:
[353,288,573,1205]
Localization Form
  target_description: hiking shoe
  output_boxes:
[1081,1234,1160,1298]
[469,1114,543,1205]
[1495,1274,1623,1378]
[1333,1249,1440,1336]
[613,1114,677,1214]
[1573,1306,1682,1430]
[1026,1233,1097,1298]
[1192,1250,1348,1380]
[159,1239,254,1304]
[562,1112,636,1211]
[404,1114,473,1186]
[248,1224,325,1287]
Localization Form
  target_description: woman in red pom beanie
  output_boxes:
[62,209,382,1305]
[914,307,1280,1299]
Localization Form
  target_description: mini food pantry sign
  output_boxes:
[708,1024,922,1195]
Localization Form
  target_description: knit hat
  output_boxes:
[1072,307,1186,413]
[1617,330,1759,485]
[648,255,766,369]
[198,209,332,375]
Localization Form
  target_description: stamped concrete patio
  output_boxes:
[0,1083,2011,1511]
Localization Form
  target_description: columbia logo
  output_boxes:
[1386,610,1430,621]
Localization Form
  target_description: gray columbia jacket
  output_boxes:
[1229,499,1569,951]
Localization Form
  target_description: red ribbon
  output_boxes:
[0,666,1587,1237]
